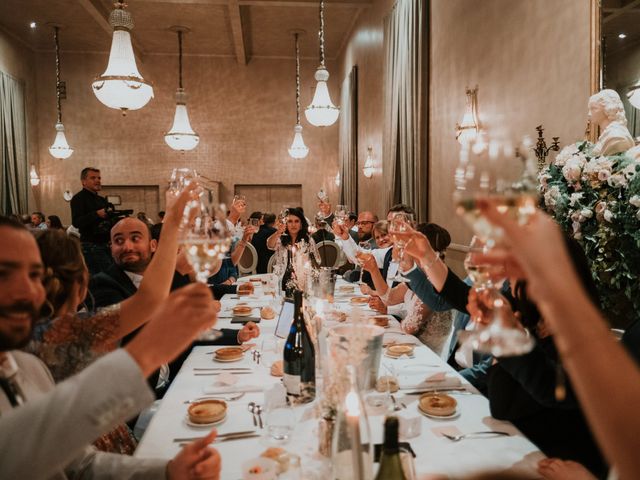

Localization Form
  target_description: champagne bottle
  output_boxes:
[282,289,316,404]
[374,416,407,480]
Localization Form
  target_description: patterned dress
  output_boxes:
[25,304,138,455]
[400,289,453,359]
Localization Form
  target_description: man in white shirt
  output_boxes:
[0,216,222,479]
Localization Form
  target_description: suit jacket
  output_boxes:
[0,350,165,480]
[251,225,277,274]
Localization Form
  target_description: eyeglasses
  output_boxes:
[356,221,375,226]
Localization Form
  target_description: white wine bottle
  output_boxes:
[374,416,407,480]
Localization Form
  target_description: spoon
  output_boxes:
[248,401,257,427]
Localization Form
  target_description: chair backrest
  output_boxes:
[238,243,258,276]
[315,240,342,268]
[266,252,277,274]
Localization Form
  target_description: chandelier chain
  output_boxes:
[178,30,183,89]
[295,33,301,125]
[53,26,62,124]
[318,0,325,67]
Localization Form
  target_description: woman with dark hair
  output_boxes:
[46,215,64,230]
[361,222,454,358]
[266,207,319,295]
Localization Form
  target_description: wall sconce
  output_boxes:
[363,146,374,178]
[335,171,341,187]
[63,189,73,202]
[29,165,40,186]
[455,86,480,145]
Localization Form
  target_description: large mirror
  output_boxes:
[600,0,640,138]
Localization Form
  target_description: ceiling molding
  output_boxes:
[228,0,248,65]
[133,0,372,8]
[76,0,148,62]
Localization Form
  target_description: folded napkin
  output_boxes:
[398,372,462,390]
[203,385,263,395]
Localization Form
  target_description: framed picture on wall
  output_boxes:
[106,195,122,205]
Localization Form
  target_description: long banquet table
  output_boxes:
[135,277,544,479]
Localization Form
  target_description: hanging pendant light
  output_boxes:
[91,0,153,114]
[455,86,480,145]
[165,27,199,151]
[29,165,41,186]
[305,0,339,127]
[288,32,309,159]
[48,26,73,159]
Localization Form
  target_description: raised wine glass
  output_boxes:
[355,242,373,284]
[388,212,414,283]
[453,138,536,356]
[334,205,348,225]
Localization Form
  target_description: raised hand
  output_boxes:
[331,220,349,240]
[238,321,260,343]
[167,429,221,480]
[368,296,387,314]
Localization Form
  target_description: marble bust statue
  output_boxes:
[589,89,635,156]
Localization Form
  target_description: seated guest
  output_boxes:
[355,211,378,247]
[251,212,277,274]
[31,211,47,230]
[346,212,358,241]
[46,215,64,230]
[400,226,610,477]
[209,257,239,286]
[91,216,258,346]
[0,215,222,479]
[249,211,263,225]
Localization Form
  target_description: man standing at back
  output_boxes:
[70,167,112,274]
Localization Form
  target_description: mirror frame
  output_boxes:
[590,0,602,142]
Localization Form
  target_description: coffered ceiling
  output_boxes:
[0,0,371,63]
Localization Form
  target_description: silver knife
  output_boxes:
[178,434,261,447]
[194,372,253,376]
[173,430,256,442]
[193,368,252,371]
[403,387,470,394]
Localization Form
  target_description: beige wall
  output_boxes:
[338,0,396,218]
[0,27,40,211]
[33,51,339,225]
[430,0,591,265]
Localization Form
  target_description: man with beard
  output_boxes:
[0,216,222,479]
[355,211,378,247]
[91,217,259,346]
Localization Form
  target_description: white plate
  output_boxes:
[418,408,460,420]
[185,413,227,428]
[213,355,245,363]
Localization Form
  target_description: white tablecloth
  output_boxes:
[135,278,544,479]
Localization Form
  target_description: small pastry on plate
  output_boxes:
[233,305,253,317]
[369,315,389,327]
[375,375,399,393]
[238,283,254,296]
[187,399,227,424]
[214,346,244,361]
[270,360,283,377]
[418,393,457,417]
[386,344,414,358]
[350,296,369,305]
[261,447,290,473]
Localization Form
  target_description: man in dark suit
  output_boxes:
[90,217,259,392]
[251,212,277,274]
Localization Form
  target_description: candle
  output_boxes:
[345,390,365,480]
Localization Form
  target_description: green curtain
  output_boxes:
[0,71,28,215]
[339,66,358,211]
[382,0,428,221]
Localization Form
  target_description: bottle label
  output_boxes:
[283,373,301,395]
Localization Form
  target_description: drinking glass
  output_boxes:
[334,205,348,225]
[453,138,536,356]
[260,337,281,371]
[234,194,246,203]
[388,212,414,283]
[168,167,197,197]
[355,242,373,284]
[249,217,260,229]
[264,402,295,444]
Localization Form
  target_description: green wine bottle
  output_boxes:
[374,416,407,480]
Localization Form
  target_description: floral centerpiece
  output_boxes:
[539,140,640,326]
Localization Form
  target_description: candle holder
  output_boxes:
[533,125,560,170]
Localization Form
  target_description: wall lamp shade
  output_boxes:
[455,87,480,145]
[335,171,341,187]
[628,83,640,109]
[92,8,153,113]
[29,165,40,186]
[165,90,199,151]
[363,146,374,178]
[288,124,309,159]
[49,123,74,159]
[305,68,340,127]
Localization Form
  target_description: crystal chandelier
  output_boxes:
[288,32,309,159]
[91,0,154,114]
[305,0,339,127]
[29,165,40,186]
[165,27,199,151]
[455,86,480,145]
[48,26,73,159]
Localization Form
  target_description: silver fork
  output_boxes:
[255,404,264,429]
[441,431,511,442]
